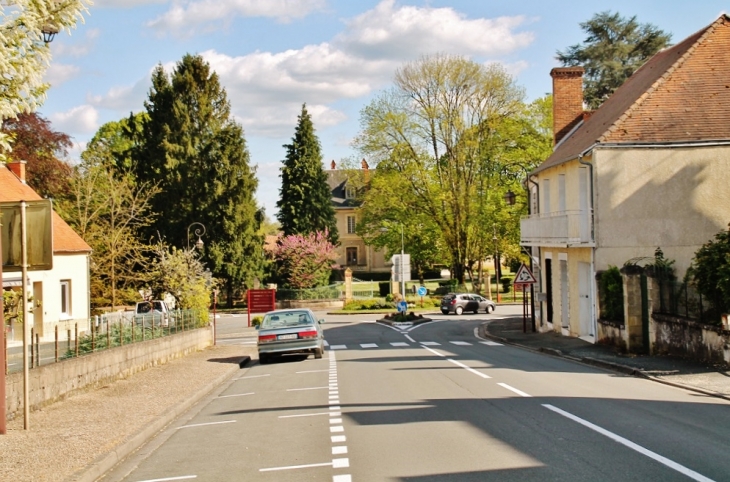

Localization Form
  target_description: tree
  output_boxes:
[56,134,161,310]
[274,231,339,289]
[688,224,730,322]
[276,104,338,245]
[356,54,538,285]
[131,54,265,306]
[557,11,672,110]
[0,0,90,159]
[1,112,73,198]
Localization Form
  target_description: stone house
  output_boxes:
[520,14,730,346]
[1,161,92,343]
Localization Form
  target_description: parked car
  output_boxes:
[134,300,173,327]
[257,308,325,364]
[440,293,496,315]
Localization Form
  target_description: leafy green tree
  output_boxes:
[356,54,547,285]
[131,54,265,306]
[0,0,90,159]
[557,11,672,110]
[276,104,338,244]
[688,225,730,321]
[1,112,73,199]
[274,231,339,289]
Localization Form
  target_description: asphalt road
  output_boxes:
[100,309,730,481]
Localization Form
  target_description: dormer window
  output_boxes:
[345,185,356,200]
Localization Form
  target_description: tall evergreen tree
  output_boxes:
[131,54,264,304]
[557,11,672,110]
[276,104,338,245]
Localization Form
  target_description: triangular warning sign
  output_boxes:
[513,263,536,284]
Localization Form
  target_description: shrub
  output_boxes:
[251,316,263,327]
[599,266,624,322]
[500,276,513,294]
[688,225,730,320]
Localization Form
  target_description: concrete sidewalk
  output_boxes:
[482,316,730,399]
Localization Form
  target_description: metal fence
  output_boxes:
[654,279,713,323]
[275,284,343,300]
[5,309,205,375]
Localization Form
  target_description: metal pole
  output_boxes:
[21,201,30,429]
[400,224,405,299]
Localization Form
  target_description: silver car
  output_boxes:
[257,309,325,364]
[440,293,496,315]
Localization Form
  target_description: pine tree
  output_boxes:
[131,54,264,304]
[557,11,672,110]
[276,104,339,244]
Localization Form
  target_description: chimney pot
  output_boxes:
[7,160,27,183]
[551,67,585,146]
[331,160,336,170]
[361,159,369,170]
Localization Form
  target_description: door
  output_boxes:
[545,259,553,324]
[578,262,593,339]
[560,259,569,331]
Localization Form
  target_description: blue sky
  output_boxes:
[40,0,727,218]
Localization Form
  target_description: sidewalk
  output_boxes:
[483,316,730,399]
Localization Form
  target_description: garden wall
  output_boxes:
[651,314,730,365]
[276,299,343,310]
[5,327,212,421]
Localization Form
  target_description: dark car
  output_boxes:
[440,293,496,315]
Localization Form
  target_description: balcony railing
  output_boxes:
[520,210,593,246]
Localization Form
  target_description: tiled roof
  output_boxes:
[0,164,91,253]
[536,14,730,173]
[325,169,360,208]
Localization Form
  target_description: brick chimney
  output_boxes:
[330,160,336,170]
[7,160,27,183]
[550,67,585,146]
[361,159,369,183]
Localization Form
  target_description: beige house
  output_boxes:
[521,14,730,341]
[326,160,389,275]
[1,161,92,343]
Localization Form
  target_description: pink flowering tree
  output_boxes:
[274,231,339,289]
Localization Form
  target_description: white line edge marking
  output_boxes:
[260,461,332,472]
[405,335,416,343]
[279,412,331,419]
[178,420,235,429]
[297,369,329,373]
[135,476,197,482]
[405,319,442,331]
[543,404,715,482]
[422,346,446,357]
[333,475,352,482]
[497,383,532,397]
[287,386,328,391]
[332,435,346,443]
[332,446,348,454]
[448,358,491,378]
[217,392,254,398]
[236,374,270,379]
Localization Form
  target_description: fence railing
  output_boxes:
[4,309,206,375]
[654,279,713,324]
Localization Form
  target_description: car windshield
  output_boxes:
[261,311,314,329]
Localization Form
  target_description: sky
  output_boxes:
[39,0,728,219]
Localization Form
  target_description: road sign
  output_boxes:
[417,286,427,296]
[513,263,537,285]
[396,300,408,312]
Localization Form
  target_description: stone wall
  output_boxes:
[275,299,343,310]
[651,313,730,365]
[5,327,212,420]
[596,319,627,352]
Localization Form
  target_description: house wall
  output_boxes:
[593,145,730,277]
[334,208,389,273]
[540,247,593,336]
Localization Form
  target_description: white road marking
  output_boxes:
[360,343,378,348]
[332,435,346,443]
[333,458,350,468]
[543,404,715,482]
[420,341,440,346]
[287,386,328,391]
[332,446,348,455]
[178,420,235,429]
[448,359,491,379]
[333,475,352,482]
[330,418,343,424]
[259,461,333,472]
[135,476,197,482]
[497,383,532,397]
[450,341,472,346]
[235,374,269,379]
[297,369,329,373]
[390,342,409,347]
[279,412,330,419]
[330,405,341,410]
[329,345,348,350]
[330,426,344,433]
[217,392,254,398]
[480,341,503,346]
[404,319,442,331]
[405,335,416,343]
[323,340,330,346]
[422,346,446,357]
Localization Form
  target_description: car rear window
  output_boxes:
[262,311,314,328]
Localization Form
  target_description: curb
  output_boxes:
[479,322,730,402]
[68,355,251,482]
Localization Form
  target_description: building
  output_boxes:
[521,14,730,341]
[1,161,92,342]
[326,159,390,276]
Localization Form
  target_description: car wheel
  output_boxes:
[441,309,449,315]
[259,353,268,365]
[455,306,463,315]
[486,305,494,314]
[314,347,323,359]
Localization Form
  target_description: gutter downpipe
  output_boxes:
[578,149,597,341]
[526,175,539,331]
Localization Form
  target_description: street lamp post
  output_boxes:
[400,224,405,299]
[187,222,206,250]
[493,224,501,303]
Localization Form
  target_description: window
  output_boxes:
[558,174,566,212]
[542,179,551,213]
[60,280,71,316]
[347,215,356,234]
[346,247,358,266]
[345,185,356,199]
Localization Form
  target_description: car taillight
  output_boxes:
[258,334,277,343]
[450,299,457,305]
[299,330,318,339]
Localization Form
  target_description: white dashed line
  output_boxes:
[360,343,378,348]
[217,392,254,398]
[287,386,328,391]
[480,341,503,346]
[450,341,472,346]
[178,420,236,429]
[420,341,440,346]
[329,345,348,350]
[448,359,491,378]
[332,446,348,454]
[332,435,346,443]
[497,383,532,397]
[390,342,409,347]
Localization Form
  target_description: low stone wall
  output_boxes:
[276,299,344,310]
[5,327,212,420]
[596,319,628,352]
[651,314,730,365]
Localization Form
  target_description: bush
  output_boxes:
[599,266,624,322]
[251,316,263,327]
[689,225,730,320]
[500,276,513,294]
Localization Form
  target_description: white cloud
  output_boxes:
[86,76,150,111]
[45,63,81,86]
[337,0,534,60]
[51,28,99,58]
[93,0,168,7]
[49,105,99,135]
[147,0,326,36]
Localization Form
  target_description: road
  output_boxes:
[101,308,730,481]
